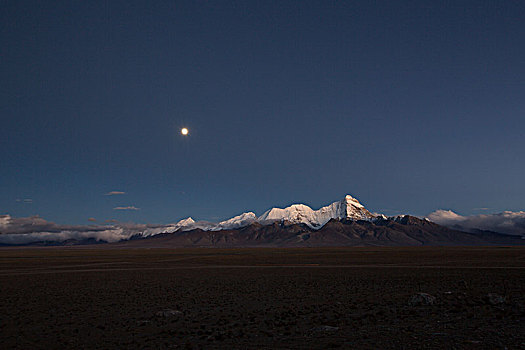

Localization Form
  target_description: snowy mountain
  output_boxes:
[140,217,196,237]
[214,212,257,230]
[119,214,524,248]
[258,195,375,228]
[3,194,524,247]
[141,212,258,236]
[144,194,377,236]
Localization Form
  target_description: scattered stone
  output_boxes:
[511,301,524,315]
[155,309,183,318]
[485,293,506,305]
[408,293,436,306]
[310,325,339,333]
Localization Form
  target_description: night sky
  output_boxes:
[2,1,524,225]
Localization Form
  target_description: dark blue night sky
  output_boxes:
[2,1,524,224]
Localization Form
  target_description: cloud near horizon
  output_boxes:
[16,199,33,203]
[105,191,126,196]
[113,206,140,211]
[0,214,164,244]
[427,210,525,236]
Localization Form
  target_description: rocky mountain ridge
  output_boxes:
[2,194,523,247]
[118,215,523,248]
[150,194,378,234]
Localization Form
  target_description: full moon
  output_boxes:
[181,127,189,136]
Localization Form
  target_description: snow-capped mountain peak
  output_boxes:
[344,194,364,208]
[258,204,316,226]
[341,194,373,220]
[177,217,195,226]
[140,217,197,237]
[258,194,375,228]
[142,194,377,237]
[214,212,257,231]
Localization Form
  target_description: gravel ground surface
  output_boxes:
[0,247,524,349]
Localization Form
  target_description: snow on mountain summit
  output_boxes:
[142,195,376,236]
[177,217,195,226]
[258,194,375,228]
[140,217,197,237]
[144,213,258,234]
[213,212,257,231]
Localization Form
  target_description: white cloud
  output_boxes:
[113,206,140,211]
[105,191,126,196]
[15,199,33,203]
[427,210,525,235]
[0,214,166,244]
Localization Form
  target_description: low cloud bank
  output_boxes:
[0,215,166,244]
[427,210,525,236]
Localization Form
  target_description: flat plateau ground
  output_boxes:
[1,247,524,349]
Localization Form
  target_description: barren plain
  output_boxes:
[1,247,524,349]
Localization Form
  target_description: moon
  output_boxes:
[181,127,189,136]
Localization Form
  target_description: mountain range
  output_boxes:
[140,195,376,236]
[117,195,522,248]
[2,194,523,247]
